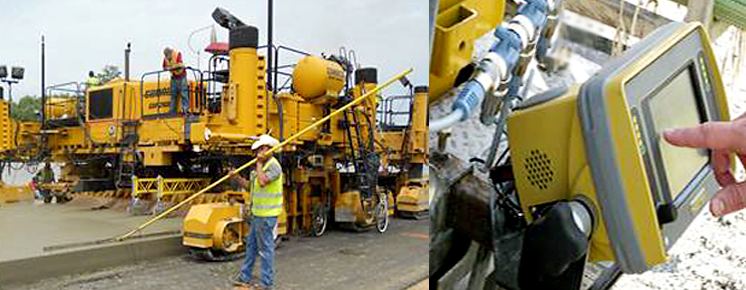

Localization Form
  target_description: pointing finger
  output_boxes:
[663,121,745,151]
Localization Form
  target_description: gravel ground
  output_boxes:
[430,20,746,290]
[612,211,746,290]
[8,219,429,290]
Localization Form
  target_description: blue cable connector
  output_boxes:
[430,0,551,132]
[452,80,486,120]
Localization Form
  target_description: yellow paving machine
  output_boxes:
[0,7,425,260]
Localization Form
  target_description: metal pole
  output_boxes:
[125,42,131,82]
[41,35,46,128]
[5,82,12,116]
[117,68,413,241]
[267,0,273,91]
[430,0,438,61]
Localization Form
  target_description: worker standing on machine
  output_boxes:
[162,47,189,116]
[84,71,101,89]
[230,134,283,290]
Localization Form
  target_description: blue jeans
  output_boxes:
[169,77,189,115]
[239,216,277,288]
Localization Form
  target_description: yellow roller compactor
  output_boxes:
[0,7,424,261]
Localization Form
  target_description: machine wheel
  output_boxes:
[311,204,328,237]
[56,193,73,204]
[220,222,243,253]
[375,193,389,233]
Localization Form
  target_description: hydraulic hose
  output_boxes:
[536,0,564,66]
[429,77,487,132]
[429,109,464,133]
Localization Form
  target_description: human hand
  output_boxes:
[226,166,238,178]
[256,158,264,168]
[664,115,746,217]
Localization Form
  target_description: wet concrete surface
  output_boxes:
[0,197,181,262]
[7,218,429,290]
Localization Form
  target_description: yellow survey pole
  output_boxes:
[117,68,413,241]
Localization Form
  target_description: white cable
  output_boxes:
[429,109,464,133]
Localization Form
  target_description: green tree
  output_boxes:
[95,65,121,83]
[11,95,40,121]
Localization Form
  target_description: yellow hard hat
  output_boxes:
[251,134,280,150]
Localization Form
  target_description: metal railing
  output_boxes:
[377,95,414,131]
[138,67,206,119]
[272,45,310,93]
[43,82,85,127]
[132,176,212,199]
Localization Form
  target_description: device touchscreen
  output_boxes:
[648,67,708,199]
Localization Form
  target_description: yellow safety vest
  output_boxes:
[86,77,101,86]
[251,157,284,217]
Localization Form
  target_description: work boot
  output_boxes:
[230,275,254,288]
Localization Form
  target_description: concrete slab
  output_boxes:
[0,197,185,286]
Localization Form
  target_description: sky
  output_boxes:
[0,0,426,99]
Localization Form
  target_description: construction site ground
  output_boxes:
[1,197,428,290]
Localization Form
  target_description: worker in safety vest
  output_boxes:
[162,47,189,116]
[230,134,283,290]
[36,162,55,203]
[85,71,101,89]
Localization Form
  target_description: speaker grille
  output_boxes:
[525,150,554,190]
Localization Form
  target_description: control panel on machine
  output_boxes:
[508,22,729,281]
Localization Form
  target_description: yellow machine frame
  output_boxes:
[430,0,505,102]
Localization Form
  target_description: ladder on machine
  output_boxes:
[343,108,372,197]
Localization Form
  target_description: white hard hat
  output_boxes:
[251,134,280,150]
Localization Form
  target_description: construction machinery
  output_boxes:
[377,86,430,218]
[0,7,424,261]
[430,0,731,289]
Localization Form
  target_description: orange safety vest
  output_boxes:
[165,50,186,78]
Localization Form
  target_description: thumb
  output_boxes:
[710,181,746,217]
